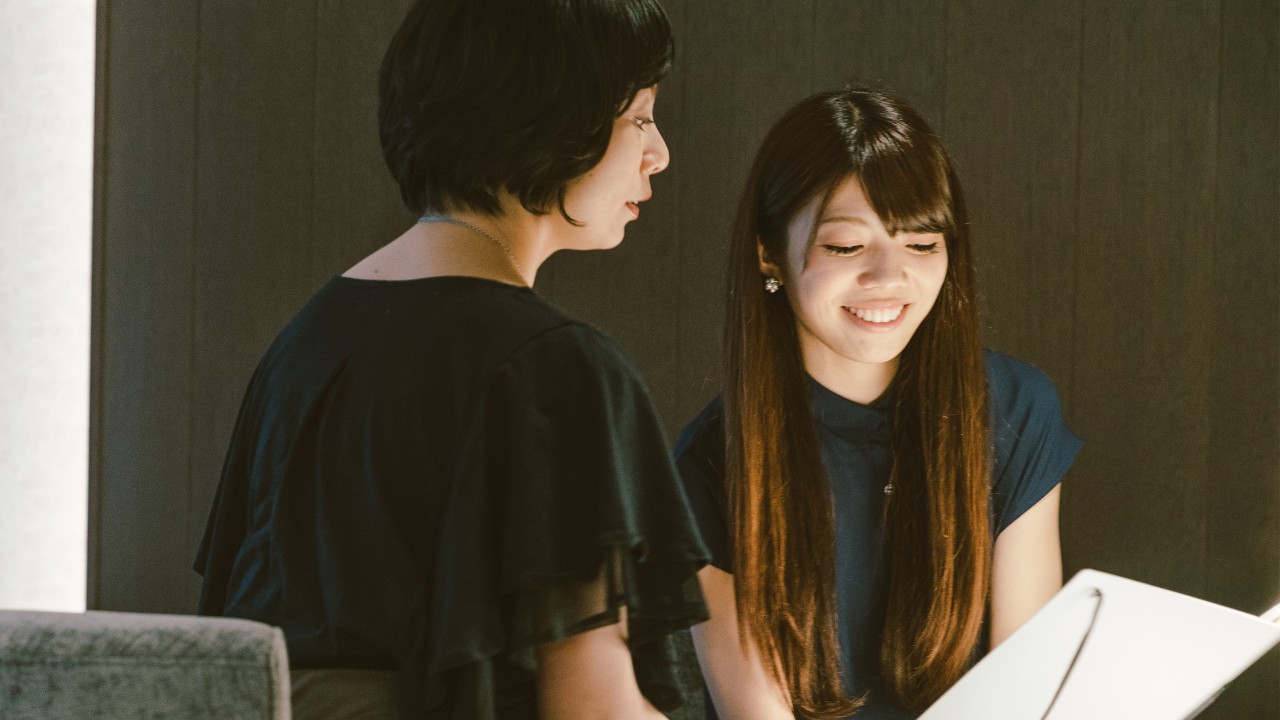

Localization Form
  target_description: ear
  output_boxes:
[757,237,783,280]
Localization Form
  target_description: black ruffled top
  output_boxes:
[195,276,710,718]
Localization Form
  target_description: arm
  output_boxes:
[689,566,794,720]
[536,608,665,720]
[989,483,1064,647]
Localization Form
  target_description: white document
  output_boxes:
[919,569,1280,720]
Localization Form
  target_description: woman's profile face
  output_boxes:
[765,175,948,394]
[559,87,669,249]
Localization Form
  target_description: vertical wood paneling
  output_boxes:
[1202,0,1280,715]
[95,0,200,612]
[943,0,1081,383]
[812,0,949,130]
[312,0,416,288]
[188,1,319,559]
[1071,0,1220,591]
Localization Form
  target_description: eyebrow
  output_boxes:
[817,214,870,227]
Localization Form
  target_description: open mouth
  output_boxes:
[627,193,651,219]
[848,305,904,324]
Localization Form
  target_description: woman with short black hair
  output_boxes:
[194,1,709,718]
[379,0,676,226]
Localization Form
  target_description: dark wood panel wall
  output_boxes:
[91,1,1279,716]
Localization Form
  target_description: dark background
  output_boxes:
[90,1,1279,717]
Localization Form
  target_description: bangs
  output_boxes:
[856,141,955,236]
[829,93,956,236]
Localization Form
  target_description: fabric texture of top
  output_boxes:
[195,276,710,719]
[674,350,1083,720]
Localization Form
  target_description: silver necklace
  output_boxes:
[418,215,525,278]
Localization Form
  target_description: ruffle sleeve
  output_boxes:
[396,323,710,718]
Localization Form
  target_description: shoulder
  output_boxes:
[483,318,671,445]
[673,397,728,508]
[983,349,1073,447]
[674,396,725,464]
[277,277,581,365]
[498,316,646,389]
[448,282,587,352]
[984,350,1061,410]
[983,349,1074,441]
[983,350,1083,532]
[673,397,732,571]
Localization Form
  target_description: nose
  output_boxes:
[644,124,670,175]
[857,246,907,289]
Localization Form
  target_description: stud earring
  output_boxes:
[764,277,781,293]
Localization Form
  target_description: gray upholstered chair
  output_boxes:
[0,608,290,719]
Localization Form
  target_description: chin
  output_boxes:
[845,345,909,366]
[586,228,627,251]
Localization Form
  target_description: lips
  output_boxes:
[627,193,650,219]
[844,303,908,332]
[850,306,903,323]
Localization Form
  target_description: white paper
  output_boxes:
[1261,602,1280,625]
[919,569,1280,720]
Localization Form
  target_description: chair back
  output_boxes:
[0,609,290,719]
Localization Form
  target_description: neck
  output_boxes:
[343,196,575,286]
[803,351,898,405]
[440,199,565,287]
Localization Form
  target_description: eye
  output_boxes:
[907,243,941,254]
[822,244,863,256]
[633,117,655,130]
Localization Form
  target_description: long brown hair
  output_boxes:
[723,88,990,715]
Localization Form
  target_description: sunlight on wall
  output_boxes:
[0,0,94,611]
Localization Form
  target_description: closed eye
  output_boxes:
[822,244,863,256]
[907,243,941,254]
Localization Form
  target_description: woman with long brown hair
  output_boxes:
[676,88,1082,719]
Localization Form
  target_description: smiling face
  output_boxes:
[558,86,669,250]
[762,175,949,402]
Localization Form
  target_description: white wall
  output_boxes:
[0,0,95,611]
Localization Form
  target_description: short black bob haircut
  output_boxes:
[378,0,674,221]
